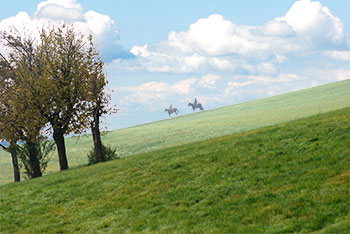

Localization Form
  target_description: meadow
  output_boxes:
[0,107,349,233]
[0,79,350,184]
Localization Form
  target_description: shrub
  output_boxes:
[87,144,119,165]
[16,138,55,179]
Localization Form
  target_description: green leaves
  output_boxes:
[16,138,55,179]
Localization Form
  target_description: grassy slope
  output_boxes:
[1,80,350,184]
[1,108,350,233]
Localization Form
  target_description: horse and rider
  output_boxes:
[188,98,203,111]
[165,98,203,117]
[165,104,179,117]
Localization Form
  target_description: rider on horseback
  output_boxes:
[165,104,179,117]
[188,98,203,111]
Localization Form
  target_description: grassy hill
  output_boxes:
[1,108,349,233]
[1,79,350,184]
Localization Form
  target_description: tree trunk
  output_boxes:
[27,140,42,178]
[53,129,69,170]
[91,110,104,163]
[9,145,20,182]
[8,142,20,182]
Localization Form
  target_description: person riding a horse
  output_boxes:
[188,98,203,111]
[165,104,179,117]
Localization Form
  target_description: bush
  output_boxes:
[16,138,55,179]
[87,144,119,165]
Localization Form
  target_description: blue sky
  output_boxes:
[1,0,350,129]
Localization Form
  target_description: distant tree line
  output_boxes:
[0,24,116,182]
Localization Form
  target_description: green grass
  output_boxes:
[1,107,350,233]
[1,79,350,184]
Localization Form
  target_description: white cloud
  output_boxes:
[0,12,35,33]
[114,74,223,106]
[272,54,288,63]
[324,50,350,61]
[227,81,254,88]
[119,50,235,73]
[167,14,269,57]
[210,57,232,70]
[257,63,278,75]
[253,73,304,83]
[36,0,82,11]
[228,73,304,88]
[115,0,346,74]
[168,14,265,56]
[308,68,350,81]
[113,72,308,113]
[283,0,344,46]
[35,0,83,21]
[75,10,119,47]
[130,45,151,58]
[276,73,304,82]
[0,0,119,56]
[172,78,197,94]
[198,74,220,89]
[262,19,295,37]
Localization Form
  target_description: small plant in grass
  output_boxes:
[16,138,55,179]
[87,144,119,165]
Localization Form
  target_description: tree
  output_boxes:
[0,31,46,179]
[38,27,115,166]
[31,25,93,170]
[0,140,20,182]
[0,58,20,182]
[1,24,114,174]
[85,37,116,163]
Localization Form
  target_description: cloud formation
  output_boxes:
[113,72,306,111]
[35,0,83,21]
[324,50,350,61]
[112,0,347,74]
[115,75,212,104]
[283,0,344,46]
[105,0,349,129]
[0,0,127,60]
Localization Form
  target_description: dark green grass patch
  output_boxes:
[1,108,350,233]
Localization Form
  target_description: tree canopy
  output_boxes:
[0,24,113,180]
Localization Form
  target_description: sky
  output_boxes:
[0,0,350,130]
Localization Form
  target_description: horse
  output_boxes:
[188,102,203,111]
[165,107,179,117]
